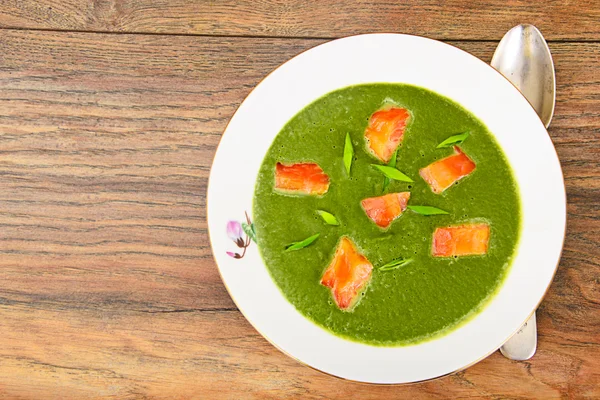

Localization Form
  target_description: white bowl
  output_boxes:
[207,34,566,384]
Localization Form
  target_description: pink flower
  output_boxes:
[225,213,254,260]
[226,221,245,248]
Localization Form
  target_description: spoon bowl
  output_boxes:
[491,24,556,127]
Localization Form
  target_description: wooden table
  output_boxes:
[1,1,599,398]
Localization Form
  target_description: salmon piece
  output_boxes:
[420,146,476,194]
[365,107,411,163]
[361,192,410,229]
[321,237,373,310]
[274,162,330,195]
[432,224,490,257]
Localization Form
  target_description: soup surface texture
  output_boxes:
[253,83,520,345]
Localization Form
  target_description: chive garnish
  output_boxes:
[382,149,398,192]
[343,133,354,176]
[371,164,413,182]
[285,233,320,251]
[407,205,449,215]
[379,258,413,271]
[437,132,469,148]
[316,210,340,226]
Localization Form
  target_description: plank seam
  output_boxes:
[0,25,598,43]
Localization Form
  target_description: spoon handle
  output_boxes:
[499,312,537,360]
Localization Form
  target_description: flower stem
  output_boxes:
[233,212,253,259]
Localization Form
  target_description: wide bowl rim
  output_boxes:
[206,33,566,384]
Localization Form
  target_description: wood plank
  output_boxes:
[1,0,599,41]
[0,306,598,399]
[0,29,599,397]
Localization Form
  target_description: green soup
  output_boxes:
[253,83,520,346]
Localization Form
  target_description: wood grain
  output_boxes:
[0,307,598,399]
[0,29,599,398]
[0,0,599,40]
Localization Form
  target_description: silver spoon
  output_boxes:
[491,24,556,361]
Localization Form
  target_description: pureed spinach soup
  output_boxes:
[253,83,521,346]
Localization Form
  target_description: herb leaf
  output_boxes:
[316,210,340,226]
[242,222,257,243]
[407,205,449,215]
[371,164,413,182]
[343,133,354,175]
[437,132,469,148]
[379,258,413,271]
[285,233,320,251]
[382,149,398,192]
